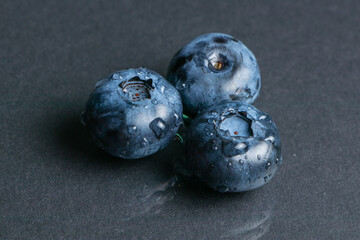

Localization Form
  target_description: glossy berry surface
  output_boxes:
[82,68,183,159]
[167,33,261,116]
[185,102,281,192]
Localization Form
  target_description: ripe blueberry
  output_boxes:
[167,33,261,116]
[82,68,183,159]
[184,102,281,192]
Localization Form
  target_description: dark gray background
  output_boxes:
[1,0,360,239]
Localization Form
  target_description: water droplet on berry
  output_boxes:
[265,136,275,143]
[127,125,137,135]
[265,161,271,169]
[151,99,158,105]
[141,138,149,147]
[160,86,165,93]
[235,142,247,150]
[147,146,158,154]
[149,118,167,139]
[275,157,280,164]
[173,113,180,127]
[259,115,267,120]
[112,73,120,79]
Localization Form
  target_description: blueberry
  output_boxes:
[167,33,261,116]
[184,102,281,192]
[82,68,183,159]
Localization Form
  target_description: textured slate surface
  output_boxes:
[1,0,360,239]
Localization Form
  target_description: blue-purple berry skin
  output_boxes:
[167,33,261,116]
[82,68,183,159]
[185,102,281,192]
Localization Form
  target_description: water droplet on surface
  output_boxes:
[259,115,267,120]
[149,117,168,139]
[265,136,275,143]
[227,161,232,167]
[134,176,178,217]
[141,138,149,147]
[145,76,150,79]
[207,132,214,136]
[182,83,186,88]
[275,157,280,164]
[239,160,244,165]
[211,111,217,116]
[151,99,158,105]
[209,164,214,170]
[257,155,261,160]
[127,125,137,135]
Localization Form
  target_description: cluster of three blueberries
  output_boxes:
[82,33,282,193]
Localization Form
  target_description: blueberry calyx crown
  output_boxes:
[119,76,154,102]
[208,53,227,72]
[217,109,253,138]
